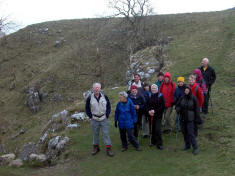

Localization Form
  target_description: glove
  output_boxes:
[114,121,118,128]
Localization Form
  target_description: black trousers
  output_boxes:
[149,116,163,146]
[180,121,198,149]
[133,110,143,138]
[119,128,139,148]
[202,92,209,114]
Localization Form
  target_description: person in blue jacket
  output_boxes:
[114,91,141,152]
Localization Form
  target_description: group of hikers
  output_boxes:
[85,58,216,157]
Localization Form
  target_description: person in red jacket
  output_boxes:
[159,72,176,134]
[188,75,204,109]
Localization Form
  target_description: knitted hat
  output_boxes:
[177,77,185,83]
[130,85,138,90]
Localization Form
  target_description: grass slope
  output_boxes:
[0,10,234,176]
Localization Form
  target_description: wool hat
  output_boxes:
[130,85,138,90]
[177,77,185,83]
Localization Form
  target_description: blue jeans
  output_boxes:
[90,118,111,145]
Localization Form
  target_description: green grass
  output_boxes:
[0,10,235,176]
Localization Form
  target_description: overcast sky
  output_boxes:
[1,0,235,31]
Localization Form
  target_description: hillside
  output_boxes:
[0,10,235,176]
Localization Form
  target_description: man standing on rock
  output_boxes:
[85,83,114,157]
[199,58,216,117]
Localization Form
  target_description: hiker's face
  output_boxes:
[120,95,127,103]
[134,75,140,83]
[164,77,169,83]
[189,77,195,85]
[201,59,208,67]
[178,81,184,87]
[158,75,164,81]
[151,86,158,94]
[144,86,150,91]
[185,88,190,95]
[131,88,138,96]
[93,85,101,94]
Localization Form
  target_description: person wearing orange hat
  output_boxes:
[173,77,186,131]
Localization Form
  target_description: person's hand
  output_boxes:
[135,105,140,110]
[114,121,118,128]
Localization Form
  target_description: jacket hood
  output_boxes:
[163,72,172,82]
[193,69,203,81]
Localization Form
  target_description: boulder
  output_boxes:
[9,159,23,168]
[29,153,47,163]
[66,124,80,129]
[71,112,88,122]
[0,153,16,165]
[18,143,38,161]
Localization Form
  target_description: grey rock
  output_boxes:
[48,136,61,150]
[0,153,16,165]
[71,112,87,121]
[9,159,23,168]
[66,124,80,129]
[18,143,37,161]
[11,129,26,140]
[25,86,44,113]
[29,153,47,163]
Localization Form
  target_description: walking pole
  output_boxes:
[209,95,213,115]
[149,115,154,146]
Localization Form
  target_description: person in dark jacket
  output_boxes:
[128,85,145,138]
[114,91,141,152]
[147,84,165,150]
[155,72,164,90]
[176,86,202,155]
[199,58,216,116]
[142,83,151,138]
[173,77,186,131]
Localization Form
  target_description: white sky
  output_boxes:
[1,0,235,31]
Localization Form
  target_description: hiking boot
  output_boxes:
[193,148,199,155]
[182,146,191,151]
[157,145,163,150]
[106,147,114,157]
[121,147,127,152]
[163,129,171,134]
[136,147,142,151]
[91,145,100,155]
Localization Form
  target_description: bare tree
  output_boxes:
[108,0,153,44]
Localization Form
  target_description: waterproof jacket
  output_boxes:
[128,93,145,112]
[174,85,186,105]
[159,72,176,108]
[155,80,164,90]
[114,98,137,129]
[147,93,165,119]
[199,66,216,90]
[176,89,201,124]
[189,83,204,108]
[193,69,208,93]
